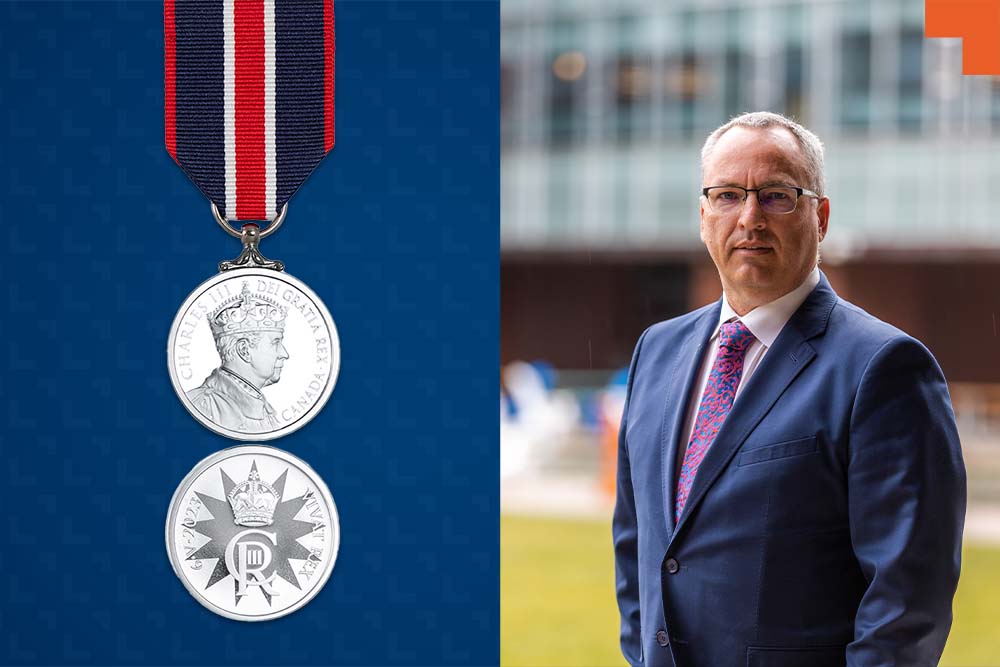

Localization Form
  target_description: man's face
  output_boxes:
[700,126,829,313]
[248,333,289,387]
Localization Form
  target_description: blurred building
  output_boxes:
[501,0,1000,389]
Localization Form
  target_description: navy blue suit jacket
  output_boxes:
[613,273,966,667]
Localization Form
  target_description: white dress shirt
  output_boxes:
[677,267,821,466]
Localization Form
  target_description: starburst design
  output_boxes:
[186,462,318,606]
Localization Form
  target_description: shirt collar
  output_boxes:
[715,267,821,348]
[218,366,266,400]
[213,367,276,419]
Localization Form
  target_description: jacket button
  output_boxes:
[655,629,669,647]
[664,557,679,574]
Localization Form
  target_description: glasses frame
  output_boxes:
[701,185,822,215]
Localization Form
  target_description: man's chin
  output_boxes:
[730,263,777,286]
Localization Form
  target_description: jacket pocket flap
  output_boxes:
[738,436,818,467]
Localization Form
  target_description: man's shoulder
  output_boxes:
[828,296,912,348]
[643,301,719,343]
[623,301,719,371]
[824,296,943,375]
[186,370,241,413]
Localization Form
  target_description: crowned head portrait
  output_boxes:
[186,282,290,433]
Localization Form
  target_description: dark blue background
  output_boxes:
[0,1,498,664]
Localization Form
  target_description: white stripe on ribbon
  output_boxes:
[223,0,237,218]
[264,0,277,219]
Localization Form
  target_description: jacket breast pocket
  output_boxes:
[737,436,818,467]
[746,645,844,667]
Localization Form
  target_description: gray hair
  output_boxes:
[700,111,826,196]
[216,332,264,363]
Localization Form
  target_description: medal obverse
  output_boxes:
[166,445,339,621]
[163,0,339,439]
[168,267,340,441]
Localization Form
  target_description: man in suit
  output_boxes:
[613,111,966,667]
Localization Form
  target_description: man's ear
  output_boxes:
[817,197,830,242]
[235,338,253,364]
[699,199,708,244]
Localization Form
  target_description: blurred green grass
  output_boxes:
[501,514,1000,667]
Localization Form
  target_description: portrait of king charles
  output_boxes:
[186,282,290,433]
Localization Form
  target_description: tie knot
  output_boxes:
[719,320,755,353]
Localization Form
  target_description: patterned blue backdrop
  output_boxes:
[0,1,499,664]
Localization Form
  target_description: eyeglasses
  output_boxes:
[701,186,821,215]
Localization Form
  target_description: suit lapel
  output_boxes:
[668,273,838,543]
[660,303,720,536]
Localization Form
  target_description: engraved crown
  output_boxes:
[210,282,287,338]
[227,462,279,527]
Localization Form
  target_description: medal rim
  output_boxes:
[167,267,341,441]
[164,444,341,622]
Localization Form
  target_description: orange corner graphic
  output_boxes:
[926,0,1000,75]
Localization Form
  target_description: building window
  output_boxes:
[899,27,923,131]
[784,45,805,123]
[615,55,654,143]
[547,52,583,147]
[991,77,1000,129]
[501,61,516,146]
[841,28,872,131]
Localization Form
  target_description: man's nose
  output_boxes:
[737,191,767,230]
[279,343,289,359]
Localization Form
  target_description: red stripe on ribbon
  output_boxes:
[164,0,176,160]
[324,0,335,152]
[234,0,266,220]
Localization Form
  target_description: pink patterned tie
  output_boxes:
[675,320,756,523]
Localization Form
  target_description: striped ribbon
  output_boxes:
[164,0,335,222]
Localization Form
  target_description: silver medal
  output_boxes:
[166,445,340,621]
[168,209,340,440]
